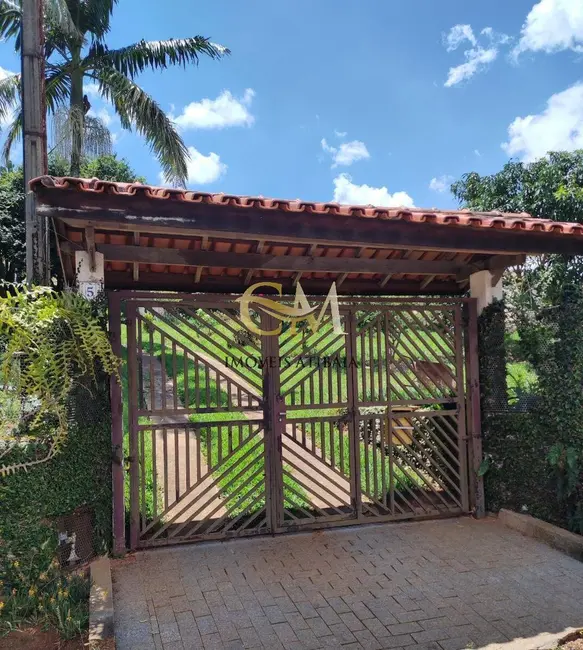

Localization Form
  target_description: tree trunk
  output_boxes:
[69,48,84,177]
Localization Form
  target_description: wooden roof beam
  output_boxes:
[456,254,526,281]
[62,243,474,276]
[104,271,463,296]
[337,246,367,288]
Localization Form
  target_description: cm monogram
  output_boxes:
[236,281,345,337]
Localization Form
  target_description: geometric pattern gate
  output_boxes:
[119,294,478,548]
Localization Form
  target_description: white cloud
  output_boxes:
[445,46,498,87]
[159,146,227,185]
[334,129,347,138]
[514,0,583,56]
[321,138,370,168]
[84,83,101,99]
[172,89,255,130]
[474,149,482,157]
[502,82,583,161]
[443,24,510,87]
[429,175,454,193]
[88,106,113,127]
[0,66,15,80]
[444,24,477,51]
[332,173,414,207]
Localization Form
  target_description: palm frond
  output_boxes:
[45,68,71,112]
[84,114,113,157]
[44,0,79,38]
[86,37,229,79]
[0,73,20,124]
[0,0,21,48]
[0,0,80,52]
[2,110,21,165]
[50,106,112,160]
[94,69,189,186]
[79,0,116,41]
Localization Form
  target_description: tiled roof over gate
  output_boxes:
[30,175,583,236]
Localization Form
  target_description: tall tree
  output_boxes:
[452,151,583,223]
[0,0,228,184]
[453,151,583,381]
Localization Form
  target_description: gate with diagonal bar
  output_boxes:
[119,293,479,548]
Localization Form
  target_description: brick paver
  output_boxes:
[112,518,583,650]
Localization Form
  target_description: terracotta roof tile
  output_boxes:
[30,175,583,237]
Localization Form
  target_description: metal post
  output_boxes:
[261,313,281,533]
[108,293,126,555]
[466,299,485,518]
[22,0,48,284]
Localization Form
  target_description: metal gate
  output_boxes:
[115,293,479,548]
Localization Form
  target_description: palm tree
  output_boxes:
[0,0,228,184]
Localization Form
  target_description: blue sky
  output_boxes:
[1,0,582,208]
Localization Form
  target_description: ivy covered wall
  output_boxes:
[0,374,112,558]
[479,290,583,530]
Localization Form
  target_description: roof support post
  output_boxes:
[469,270,503,315]
[75,250,105,300]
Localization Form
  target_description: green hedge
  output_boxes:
[0,373,112,558]
[479,292,583,529]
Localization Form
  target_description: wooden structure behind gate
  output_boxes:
[116,292,479,549]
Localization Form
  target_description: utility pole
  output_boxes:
[22,0,48,284]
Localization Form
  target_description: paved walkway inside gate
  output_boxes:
[111,518,583,650]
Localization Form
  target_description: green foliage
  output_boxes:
[452,151,583,303]
[79,154,146,183]
[452,151,583,222]
[456,152,583,533]
[547,444,583,534]
[0,154,143,283]
[479,285,583,534]
[0,284,120,474]
[0,373,112,637]
[0,0,229,184]
[0,163,25,283]
[0,539,91,639]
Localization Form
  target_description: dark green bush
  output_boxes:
[0,374,112,636]
[480,288,583,531]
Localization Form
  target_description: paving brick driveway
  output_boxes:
[111,518,583,650]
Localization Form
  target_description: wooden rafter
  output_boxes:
[244,240,265,285]
[84,226,96,272]
[194,235,209,283]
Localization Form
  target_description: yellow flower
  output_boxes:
[28,587,37,597]
[12,561,19,568]
[50,597,55,604]
[63,590,69,599]
[0,601,5,610]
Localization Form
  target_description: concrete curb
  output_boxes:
[89,555,115,644]
[499,508,583,561]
